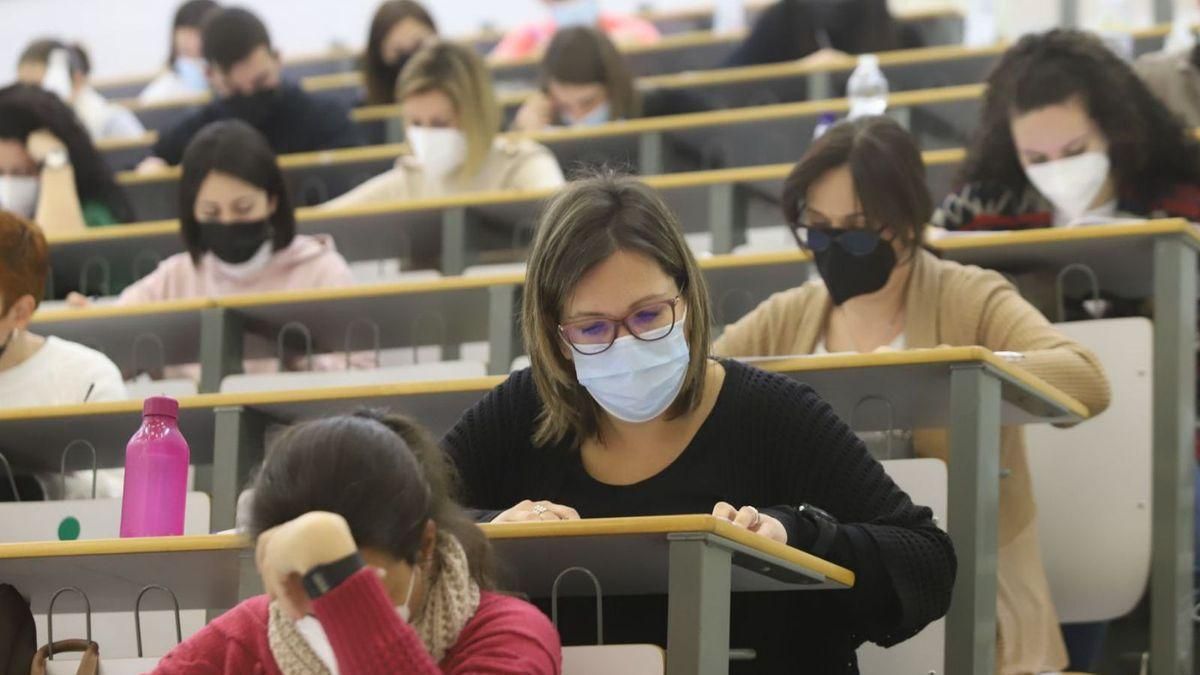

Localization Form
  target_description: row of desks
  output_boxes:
[0,515,853,675]
[109,82,983,221]
[45,150,943,299]
[9,219,1200,672]
[99,21,1173,174]
[0,346,1082,674]
[91,5,965,101]
[115,41,1007,150]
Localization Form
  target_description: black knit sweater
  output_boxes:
[441,359,955,674]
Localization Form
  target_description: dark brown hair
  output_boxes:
[522,172,712,447]
[202,7,271,72]
[364,0,437,105]
[540,27,639,120]
[0,213,48,313]
[783,115,931,251]
[178,120,295,264]
[248,410,496,590]
[0,84,133,223]
[958,29,1200,203]
[167,0,221,65]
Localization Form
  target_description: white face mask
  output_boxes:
[210,241,273,280]
[41,49,75,103]
[293,565,419,675]
[1024,151,1111,224]
[565,101,611,127]
[572,318,690,424]
[0,176,40,218]
[406,126,467,180]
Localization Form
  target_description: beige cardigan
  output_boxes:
[1135,48,1200,128]
[714,250,1112,675]
[323,137,565,208]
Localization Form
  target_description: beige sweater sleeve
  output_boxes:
[322,166,411,210]
[506,143,565,191]
[965,267,1112,418]
[712,287,809,357]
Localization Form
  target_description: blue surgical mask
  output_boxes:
[174,56,208,92]
[573,318,690,423]
[550,0,601,28]
[565,101,611,127]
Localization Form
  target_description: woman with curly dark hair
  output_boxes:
[933,29,1200,231]
[0,84,133,232]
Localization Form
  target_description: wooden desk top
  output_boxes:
[480,514,854,587]
[931,218,1200,253]
[0,515,851,610]
[754,346,1088,421]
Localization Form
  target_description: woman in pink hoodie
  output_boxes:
[80,120,356,377]
[118,120,353,304]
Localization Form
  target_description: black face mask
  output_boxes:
[0,328,13,362]
[198,219,271,264]
[812,235,897,305]
[223,87,284,128]
[379,53,413,94]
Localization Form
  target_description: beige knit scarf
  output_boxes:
[267,534,481,673]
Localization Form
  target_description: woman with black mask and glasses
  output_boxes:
[714,115,1112,675]
[441,170,955,673]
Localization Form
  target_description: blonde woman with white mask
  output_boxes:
[324,42,564,208]
[934,29,1200,231]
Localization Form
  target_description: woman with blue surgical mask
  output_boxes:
[154,411,561,674]
[442,172,955,673]
[511,27,710,133]
[140,0,221,104]
[325,42,564,208]
[934,29,1200,231]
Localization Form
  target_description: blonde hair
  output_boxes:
[522,172,713,447]
[397,41,500,178]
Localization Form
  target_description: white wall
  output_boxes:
[0,0,720,82]
[0,0,1184,85]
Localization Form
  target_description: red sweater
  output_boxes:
[152,568,561,674]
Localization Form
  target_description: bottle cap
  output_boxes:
[143,396,179,418]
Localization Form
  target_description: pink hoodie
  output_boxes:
[119,234,353,304]
[119,234,359,379]
[489,13,661,61]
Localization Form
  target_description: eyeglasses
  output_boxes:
[792,225,883,256]
[558,296,682,355]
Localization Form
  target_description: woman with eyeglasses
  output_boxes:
[713,116,1112,675]
[441,171,955,672]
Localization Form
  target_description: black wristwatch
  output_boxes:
[796,504,838,558]
[302,552,365,599]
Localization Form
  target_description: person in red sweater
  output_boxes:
[153,410,562,675]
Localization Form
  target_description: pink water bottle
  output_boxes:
[120,396,190,537]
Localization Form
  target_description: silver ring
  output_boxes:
[532,503,549,516]
[748,506,761,529]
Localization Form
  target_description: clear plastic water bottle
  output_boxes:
[120,396,190,537]
[713,0,747,35]
[1165,3,1198,53]
[847,54,889,120]
[1095,0,1135,61]
[41,49,74,102]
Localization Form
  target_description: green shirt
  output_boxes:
[82,201,118,227]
